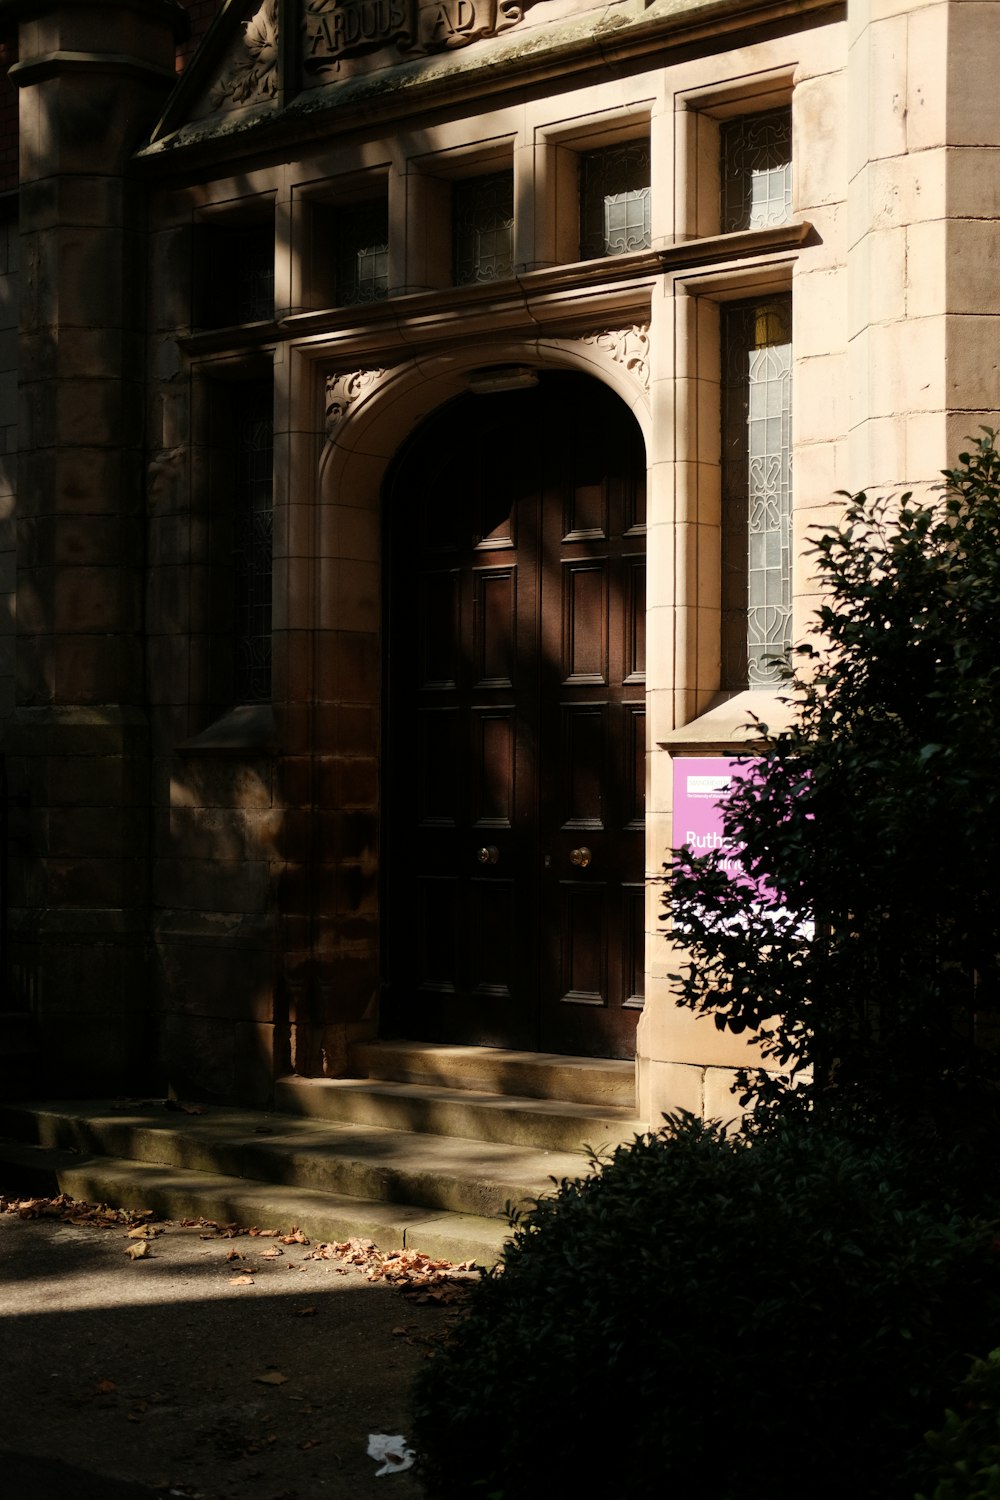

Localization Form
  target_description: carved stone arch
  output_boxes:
[317,337,650,504]
[540,324,652,436]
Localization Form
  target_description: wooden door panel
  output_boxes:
[537,378,646,1058]
[560,703,606,829]
[563,560,609,683]
[416,876,458,993]
[471,708,515,827]
[473,567,516,686]
[418,570,460,687]
[624,559,646,682]
[469,877,516,995]
[387,374,645,1057]
[565,473,608,539]
[416,708,461,826]
[622,883,646,1008]
[559,883,608,1003]
[623,704,646,829]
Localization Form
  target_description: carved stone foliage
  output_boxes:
[211,0,280,109]
[325,368,388,436]
[579,325,651,393]
[304,0,543,73]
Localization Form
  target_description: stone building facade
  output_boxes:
[0,0,996,1122]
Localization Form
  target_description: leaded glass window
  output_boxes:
[720,109,792,232]
[196,221,275,328]
[233,383,273,703]
[579,141,651,260]
[334,198,389,306]
[721,296,792,689]
[453,173,514,286]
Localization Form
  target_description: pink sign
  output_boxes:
[672,755,758,888]
[672,756,810,933]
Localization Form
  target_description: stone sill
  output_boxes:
[176,704,278,757]
[657,689,799,754]
[178,220,810,362]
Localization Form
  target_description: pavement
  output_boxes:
[0,1188,472,1499]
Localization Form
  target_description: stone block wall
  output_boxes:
[0,200,17,726]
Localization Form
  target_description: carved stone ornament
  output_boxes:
[211,0,280,108]
[325,368,388,436]
[580,325,651,393]
[304,0,541,72]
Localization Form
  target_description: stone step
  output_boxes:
[275,1074,643,1153]
[0,1099,590,1232]
[0,1134,509,1265]
[349,1040,637,1109]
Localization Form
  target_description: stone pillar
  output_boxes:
[845,0,1000,495]
[3,0,185,1091]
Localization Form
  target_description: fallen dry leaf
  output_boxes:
[296,1306,317,1318]
[226,1248,242,1262]
[94,1380,117,1395]
[254,1370,288,1386]
[1,1193,157,1230]
[126,1240,150,1261]
[229,1274,254,1286]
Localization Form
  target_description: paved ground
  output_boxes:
[0,1190,472,1499]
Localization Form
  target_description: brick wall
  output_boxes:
[176,0,227,72]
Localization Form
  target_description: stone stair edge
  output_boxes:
[0,1099,591,1220]
[0,1137,511,1265]
[0,1098,595,1171]
[348,1039,637,1106]
[275,1073,644,1122]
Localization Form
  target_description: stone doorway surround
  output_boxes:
[277,329,655,1088]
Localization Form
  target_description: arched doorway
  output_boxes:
[383,371,646,1059]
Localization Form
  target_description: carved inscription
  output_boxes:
[305,0,414,62]
[304,0,533,70]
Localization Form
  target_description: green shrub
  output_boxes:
[413,1114,1000,1500]
[916,1349,1000,1500]
[666,434,1000,1127]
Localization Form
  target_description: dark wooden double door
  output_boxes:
[384,373,645,1058]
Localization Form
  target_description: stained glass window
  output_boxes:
[196,221,275,328]
[233,382,273,703]
[579,141,651,260]
[720,109,792,233]
[453,173,514,286]
[334,198,389,306]
[721,296,792,689]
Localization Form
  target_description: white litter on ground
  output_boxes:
[367,1433,416,1476]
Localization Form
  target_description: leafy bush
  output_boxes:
[916,1350,1000,1500]
[413,1114,1000,1500]
[667,434,1000,1127]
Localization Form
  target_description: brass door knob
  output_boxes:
[476,846,500,865]
[569,846,592,869]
